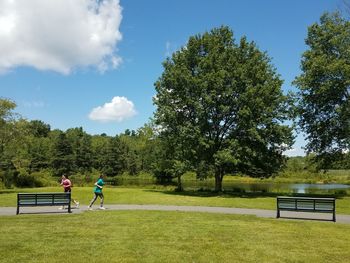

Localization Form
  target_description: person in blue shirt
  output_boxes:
[88,174,105,210]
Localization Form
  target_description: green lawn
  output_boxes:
[0,211,349,263]
[1,186,350,214]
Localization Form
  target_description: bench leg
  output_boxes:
[68,203,71,213]
[16,205,19,215]
[333,212,336,222]
[276,209,280,218]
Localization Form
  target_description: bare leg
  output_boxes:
[72,199,79,207]
[89,193,98,207]
[99,193,104,207]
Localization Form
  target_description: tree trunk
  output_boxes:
[214,171,223,192]
[176,174,183,191]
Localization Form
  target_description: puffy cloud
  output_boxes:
[89,96,137,122]
[284,147,305,157]
[0,0,122,74]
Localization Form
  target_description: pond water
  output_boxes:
[182,180,350,194]
[112,178,350,195]
[226,182,348,194]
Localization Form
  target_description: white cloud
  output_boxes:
[165,41,171,57]
[0,0,123,74]
[164,41,182,58]
[89,96,137,122]
[284,147,305,157]
[22,100,46,108]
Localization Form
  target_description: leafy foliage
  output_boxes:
[294,12,350,169]
[154,26,294,191]
[51,131,74,176]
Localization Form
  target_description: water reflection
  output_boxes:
[290,183,350,194]
[182,181,350,194]
[111,178,350,195]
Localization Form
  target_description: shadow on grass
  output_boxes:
[0,189,17,195]
[277,216,335,222]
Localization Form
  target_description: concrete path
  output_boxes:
[1,204,350,224]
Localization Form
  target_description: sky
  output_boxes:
[0,0,343,156]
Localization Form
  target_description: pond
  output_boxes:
[182,180,350,195]
[110,178,350,195]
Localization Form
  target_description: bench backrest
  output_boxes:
[18,193,71,206]
[277,197,335,212]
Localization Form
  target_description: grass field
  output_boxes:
[0,210,350,263]
[1,186,350,214]
[1,186,350,262]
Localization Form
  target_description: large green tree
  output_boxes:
[66,127,93,173]
[0,98,19,155]
[51,131,74,176]
[135,122,157,172]
[154,26,294,191]
[101,136,127,176]
[25,120,51,172]
[294,12,350,168]
[0,99,29,186]
[28,120,51,138]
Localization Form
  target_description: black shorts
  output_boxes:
[64,189,71,193]
[94,192,103,197]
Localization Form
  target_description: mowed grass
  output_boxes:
[1,186,350,214]
[0,211,350,263]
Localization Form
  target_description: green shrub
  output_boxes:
[0,169,16,188]
[31,170,57,187]
[14,169,58,188]
[118,171,154,180]
[334,189,348,196]
[0,176,4,189]
[181,172,197,181]
[69,170,100,187]
[15,169,36,187]
[134,171,154,180]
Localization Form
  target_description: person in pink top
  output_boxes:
[60,174,79,209]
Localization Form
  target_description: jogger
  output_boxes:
[60,174,79,209]
[88,174,105,210]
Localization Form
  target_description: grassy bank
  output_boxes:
[1,186,350,214]
[0,211,349,263]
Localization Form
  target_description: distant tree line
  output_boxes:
[0,104,165,187]
[1,11,350,191]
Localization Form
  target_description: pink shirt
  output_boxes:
[61,178,71,190]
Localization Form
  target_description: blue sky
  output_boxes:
[0,0,342,156]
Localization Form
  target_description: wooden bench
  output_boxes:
[17,193,71,215]
[277,196,336,222]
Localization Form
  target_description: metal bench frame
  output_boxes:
[277,196,336,222]
[17,192,71,215]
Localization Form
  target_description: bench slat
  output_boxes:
[17,193,71,215]
[277,196,336,222]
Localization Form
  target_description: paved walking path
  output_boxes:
[1,204,350,223]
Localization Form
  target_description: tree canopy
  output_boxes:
[294,12,350,168]
[154,26,294,191]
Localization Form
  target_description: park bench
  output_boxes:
[103,179,117,185]
[17,192,71,215]
[277,196,336,222]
